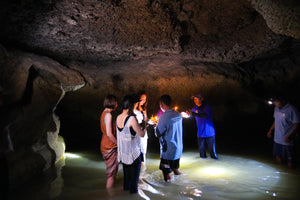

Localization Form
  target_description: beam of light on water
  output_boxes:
[201,167,226,176]
[63,152,106,170]
[139,152,288,200]
[16,151,298,200]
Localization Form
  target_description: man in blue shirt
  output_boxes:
[267,96,299,168]
[155,94,183,182]
[191,93,218,159]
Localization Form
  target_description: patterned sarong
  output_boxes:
[102,148,119,178]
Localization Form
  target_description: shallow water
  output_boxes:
[9,150,300,200]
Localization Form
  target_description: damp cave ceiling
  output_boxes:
[0,0,299,64]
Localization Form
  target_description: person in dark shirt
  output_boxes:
[190,93,218,159]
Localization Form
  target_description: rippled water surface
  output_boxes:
[9,151,300,200]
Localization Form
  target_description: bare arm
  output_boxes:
[105,113,117,144]
[191,111,208,118]
[285,123,299,142]
[267,121,275,138]
[130,116,146,137]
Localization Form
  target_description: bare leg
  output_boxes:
[106,176,115,189]
[173,168,182,175]
[141,160,146,171]
[163,172,171,182]
[275,156,282,165]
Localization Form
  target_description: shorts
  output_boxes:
[159,158,180,174]
[273,142,294,163]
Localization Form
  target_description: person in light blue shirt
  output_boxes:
[267,96,299,168]
[155,94,183,182]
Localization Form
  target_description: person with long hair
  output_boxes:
[100,94,119,189]
[134,92,148,170]
[117,94,147,193]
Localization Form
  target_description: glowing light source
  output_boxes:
[64,152,81,158]
[266,98,274,105]
[181,111,190,118]
[174,106,178,111]
[149,115,158,125]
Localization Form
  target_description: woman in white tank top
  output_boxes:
[116,95,147,194]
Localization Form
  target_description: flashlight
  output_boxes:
[266,98,274,105]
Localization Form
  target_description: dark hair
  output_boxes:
[103,94,117,109]
[159,94,172,106]
[120,94,139,116]
[138,91,148,111]
[273,94,285,101]
[131,94,140,104]
[271,91,288,102]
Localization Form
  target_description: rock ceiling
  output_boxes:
[0,0,299,64]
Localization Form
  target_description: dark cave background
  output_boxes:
[54,88,283,158]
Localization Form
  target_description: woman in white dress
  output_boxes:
[133,93,148,170]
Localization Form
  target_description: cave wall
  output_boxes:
[0,45,85,186]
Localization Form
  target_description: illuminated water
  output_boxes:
[9,150,300,200]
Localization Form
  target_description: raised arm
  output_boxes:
[191,112,208,118]
[130,116,146,137]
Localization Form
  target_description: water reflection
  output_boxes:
[9,151,300,200]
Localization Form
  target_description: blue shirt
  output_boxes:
[274,103,300,145]
[155,109,183,160]
[192,103,215,137]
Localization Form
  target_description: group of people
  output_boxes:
[99,92,219,193]
[99,91,299,194]
[100,92,149,193]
